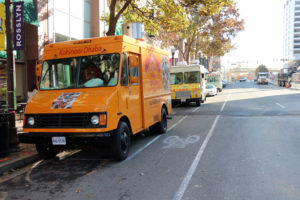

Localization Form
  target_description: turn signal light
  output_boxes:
[99,114,107,126]
[23,115,26,126]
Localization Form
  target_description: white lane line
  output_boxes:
[172,115,221,200]
[125,115,188,161]
[220,94,231,112]
[276,102,285,109]
[168,115,188,131]
[192,107,200,113]
[125,135,161,161]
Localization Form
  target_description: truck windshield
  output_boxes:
[184,71,200,83]
[170,73,183,85]
[40,53,120,90]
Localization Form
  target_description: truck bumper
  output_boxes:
[18,132,113,147]
[172,98,201,104]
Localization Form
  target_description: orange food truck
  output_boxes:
[19,35,172,161]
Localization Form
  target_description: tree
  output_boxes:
[255,64,269,76]
[106,0,234,37]
[106,0,132,36]
[121,0,188,37]
[105,0,243,67]
[199,3,244,70]
[152,0,238,63]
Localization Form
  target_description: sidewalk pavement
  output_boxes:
[0,120,39,175]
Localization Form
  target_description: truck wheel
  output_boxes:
[111,121,130,161]
[196,99,201,106]
[150,108,167,134]
[36,144,58,159]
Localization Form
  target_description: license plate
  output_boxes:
[52,137,66,145]
[181,99,186,102]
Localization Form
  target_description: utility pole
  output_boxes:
[5,0,19,152]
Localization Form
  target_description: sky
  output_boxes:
[224,0,286,69]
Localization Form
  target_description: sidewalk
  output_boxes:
[0,120,39,175]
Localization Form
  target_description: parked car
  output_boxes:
[240,77,247,82]
[206,84,217,96]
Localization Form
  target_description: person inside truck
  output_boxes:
[81,61,104,87]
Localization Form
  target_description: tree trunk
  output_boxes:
[107,19,117,36]
[106,0,132,36]
[208,56,213,72]
[107,0,117,36]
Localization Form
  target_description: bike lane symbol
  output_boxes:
[162,135,200,149]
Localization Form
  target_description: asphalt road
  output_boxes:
[1,81,300,200]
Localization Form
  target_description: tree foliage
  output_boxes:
[255,64,269,75]
[105,0,244,66]
[199,3,244,69]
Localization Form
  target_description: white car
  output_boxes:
[206,84,217,96]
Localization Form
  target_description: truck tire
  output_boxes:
[111,121,131,161]
[196,99,201,106]
[36,144,59,159]
[150,108,167,134]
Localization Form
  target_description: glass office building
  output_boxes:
[37,0,104,58]
[284,0,300,60]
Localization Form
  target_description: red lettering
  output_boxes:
[59,48,83,56]
[58,45,102,56]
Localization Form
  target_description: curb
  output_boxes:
[0,154,39,175]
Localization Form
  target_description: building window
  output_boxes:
[52,0,91,42]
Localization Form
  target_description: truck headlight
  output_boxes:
[27,117,35,126]
[91,115,99,125]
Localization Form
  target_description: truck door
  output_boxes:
[119,53,143,134]
[128,54,143,133]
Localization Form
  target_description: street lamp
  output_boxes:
[171,47,176,66]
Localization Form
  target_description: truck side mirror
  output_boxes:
[130,76,138,84]
[128,55,137,67]
[36,61,42,89]
[202,74,205,79]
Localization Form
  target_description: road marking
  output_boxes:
[162,135,200,149]
[25,160,43,184]
[168,115,188,131]
[276,102,285,109]
[192,107,200,113]
[125,136,161,161]
[220,94,231,112]
[125,115,188,161]
[172,115,220,200]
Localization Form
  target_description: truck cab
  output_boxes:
[257,72,268,85]
[19,35,172,161]
[170,64,207,106]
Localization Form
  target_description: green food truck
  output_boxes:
[207,72,222,92]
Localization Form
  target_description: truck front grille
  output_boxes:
[23,113,96,128]
[36,113,89,128]
[176,91,191,98]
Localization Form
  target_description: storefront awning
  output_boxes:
[0,0,38,26]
